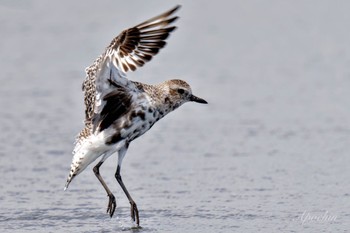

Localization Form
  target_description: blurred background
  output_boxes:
[0,0,349,232]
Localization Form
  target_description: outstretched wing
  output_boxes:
[79,5,180,140]
[106,5,180,73]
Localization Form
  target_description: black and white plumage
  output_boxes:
[64,5,207,227]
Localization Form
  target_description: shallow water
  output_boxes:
[1,0,350,232]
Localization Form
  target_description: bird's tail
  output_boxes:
[64,155,82,191]
[64,175,74,191]
[64,140,104,190]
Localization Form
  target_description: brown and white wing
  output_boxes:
[106,5,180,73]
[80,5,180,136]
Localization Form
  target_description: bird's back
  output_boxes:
[76,56,103,144]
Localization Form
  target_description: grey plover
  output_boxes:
[64,5,207,226]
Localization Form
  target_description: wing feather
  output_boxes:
[107,5,180,73]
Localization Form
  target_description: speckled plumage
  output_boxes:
[64,5,207,227]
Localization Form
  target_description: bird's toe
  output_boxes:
[130,202,139,226]
[106,194,116,217]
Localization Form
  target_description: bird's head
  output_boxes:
[164,79,208,108]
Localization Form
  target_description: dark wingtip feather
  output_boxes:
[169,5,181,15]
[128,63,137,71]
[135,5,181,28]
[166,16,179,26]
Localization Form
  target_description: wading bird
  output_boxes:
[64,5,207,226]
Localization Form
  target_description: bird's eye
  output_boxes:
[177,88,185,94]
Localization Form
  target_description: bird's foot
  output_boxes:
[106,194,116,217]
[130,201,140,227]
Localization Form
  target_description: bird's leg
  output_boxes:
[115,165,140,227]
[93,161,116,217]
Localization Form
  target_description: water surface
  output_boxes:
[0,1,349,232]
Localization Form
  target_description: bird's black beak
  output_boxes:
[190,94,208,104]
